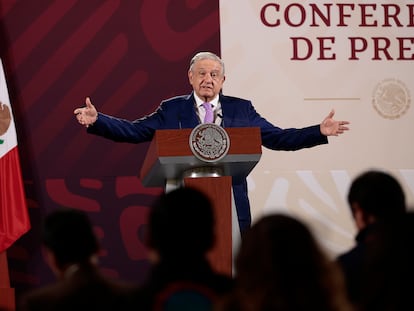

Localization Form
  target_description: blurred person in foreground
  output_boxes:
[216,214,354,311]
[19,208,133,311]
[126,186,234,310]
[336,170,406,307]
[358,211,414,311]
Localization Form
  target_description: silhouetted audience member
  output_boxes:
[336,170,406,308]
[216,214,353,311]
[127,186,234,310]
[358,211,414,311]
[19,208,132,311]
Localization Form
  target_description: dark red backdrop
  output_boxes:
[0,0,220,297]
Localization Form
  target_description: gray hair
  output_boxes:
[189,51,225,75]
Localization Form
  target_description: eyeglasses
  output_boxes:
[195,70,223,81]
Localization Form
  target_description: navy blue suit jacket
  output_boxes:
[87,93,328,231]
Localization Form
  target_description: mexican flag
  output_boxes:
[0,58,30,253]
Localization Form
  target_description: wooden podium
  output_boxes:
[140,127,262,276]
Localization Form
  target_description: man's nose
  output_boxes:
[204,73,214,82]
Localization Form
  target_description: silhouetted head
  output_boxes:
[360,211,414,311]
[347,170,406,220]
[146,187,215,260]
[42,208,100,269]
[233,214,350,311]
[236,214,327,285]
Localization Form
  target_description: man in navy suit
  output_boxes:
[74,51,349,232]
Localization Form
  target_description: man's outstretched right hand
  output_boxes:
[74,97,98,127]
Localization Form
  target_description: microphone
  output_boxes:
[177,113,182,129]
[217,113,225,127]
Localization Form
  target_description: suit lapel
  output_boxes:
[179,94,200,128]
[219,95,234,127]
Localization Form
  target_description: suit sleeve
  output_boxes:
[245,101,328,151]
[85,100,179,143]
[86,113,157,143]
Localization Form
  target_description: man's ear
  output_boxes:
[188,70,194,84]
[147,248,160,264]
[42,247,62,278]
[351,202,371,230]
